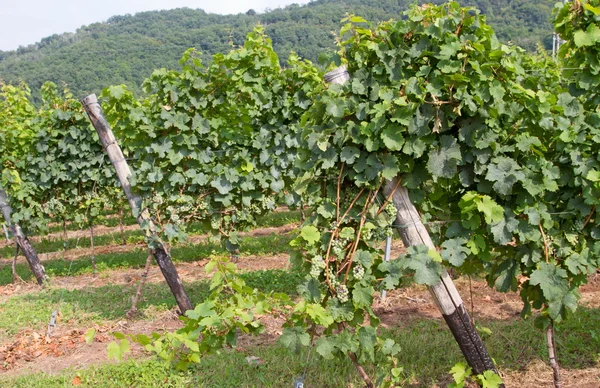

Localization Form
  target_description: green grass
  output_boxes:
[1,307,599,387]
[0,268,303,341]
[0,210,301,259]
[0,229,142,258]
[45,213,138,234]
[0,232,296,285]
[254,210,301,228]
[0,351,364,388]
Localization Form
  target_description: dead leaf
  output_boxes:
[72,376,82,386]
[245,355,264,366]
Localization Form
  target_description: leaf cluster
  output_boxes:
[116,257,285,370]
[296,2,599,328]
[1,82,122,232]
[101,26,323,245]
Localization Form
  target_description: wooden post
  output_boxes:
[324,67,501,381]
[81,94,193,314]
[0,187,48,286]
[127,250,154,319]
[383,177,500,377]
[89,224,98,273]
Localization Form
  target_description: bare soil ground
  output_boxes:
[0,309,183,377]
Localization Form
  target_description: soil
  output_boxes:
[0,309,183,377]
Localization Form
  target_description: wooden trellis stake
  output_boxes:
[81,94,193,313]
[0,187,48,286]
[383,178,499,376]
[326,67,501,380]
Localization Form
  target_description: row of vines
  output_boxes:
[1,1,599,386]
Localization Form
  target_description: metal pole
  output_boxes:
[2,224,10,242]
[381,235,392,300]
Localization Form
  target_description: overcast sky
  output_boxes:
[0,0,312,51]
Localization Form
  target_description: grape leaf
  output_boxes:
[280,327,310,354]
[427,135,462,179]
[485,157,523,195]
[300,225,320,244]
[399,245,443,286]
[441,238,470,266]
[315,336,336,359]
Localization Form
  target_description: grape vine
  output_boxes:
[100,26,323,247]
[284,2,598,385]
[1,2,598,386]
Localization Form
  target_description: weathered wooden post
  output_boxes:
[81,94,193,314]
[0,187,48,286]
[383,178,499,376]
[325,68,501,380]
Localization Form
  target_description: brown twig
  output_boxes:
[546,320,563,388]
[343,181,383,280]
[325,187,367,263]
[347,351,374,388]
[340,190,373,279]
[118,207,127,245]
[324,187,366,293]
[90,224,97,273]
[582,206,596,229]
[336,163,345,224]
[539,223,549,263]
[127,250,153,319]
[339,322,374,388]
[423,99,455,106]
[376,176,402,216]
[12,245,23,284]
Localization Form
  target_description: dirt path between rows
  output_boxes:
[0,233,405,300]
[0,223,300,266]
[0,252,291,301]
[1,234,599,386]
[2,273,599,386]
[0,206,295,250]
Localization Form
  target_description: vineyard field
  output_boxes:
[0,214,599,386]
[1,1,600,386]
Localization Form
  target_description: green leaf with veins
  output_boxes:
[427,135,462,179]
[399,245,443,286]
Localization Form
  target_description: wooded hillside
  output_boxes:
[0,0,554,101]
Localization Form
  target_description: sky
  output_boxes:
[0,0,312,51]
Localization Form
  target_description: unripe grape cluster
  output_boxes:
[384,203,397,238]
[210,216,221,230]
[331,238,348,259]
[44,198,66,216]
[309,255,326,278]
[385,202,397,219]
[336,284,349,303]
[353,264,365,280]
